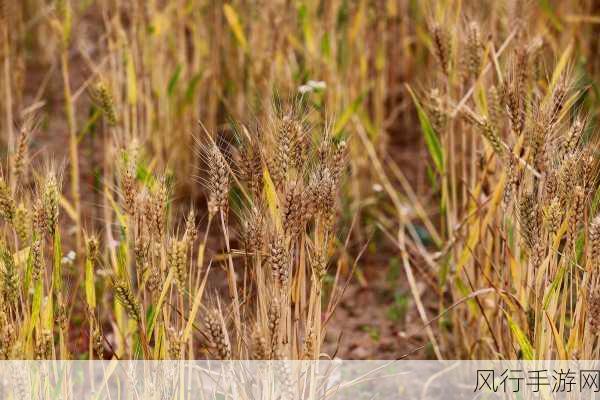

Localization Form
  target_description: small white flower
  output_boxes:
[298,84,313,94]
[372,183,383,192]
[307,80,326,90]
[298,80,326,94]
[61,250,76,265]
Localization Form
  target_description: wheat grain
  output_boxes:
[168,239,188,291]
[590,215,600,263]
[431,23,451,75]
[112,278,141,321]
[206,145,229,216]
[205,312,231,360]
[269,235,288,286]
[30,239,43,282]
[0,178,15,223]
[14,203,29,244]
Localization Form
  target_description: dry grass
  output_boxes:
[0,99,350,360]
[390,2,600,359]
[3,0,600,361]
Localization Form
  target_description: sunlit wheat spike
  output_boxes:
[92,322,104,360]
[144,264,161,295]
[32,198,46,236]
[427,88,448,133]
[302,327,316,359]
[588,288,600,335]
[242,207,265,255]
[42,173,60,235]
[430,23,451,75]
[290,120,309,170]
[133,239,149,270]
[330,139,347,182]
[543,169,557,202]
[168,238,188,292]
[14,203,29,244]
[0,178,15,223]
[518,192,539,251]
[561,117,585,160]
[487,86,502,131]
[90,81,117,125]
[580,148,596,195]
[112,278,141,321]
[205,312,231,360]
[502,153,520,210]
[311,247,327,281]
[544,197,562,237]
[465,21,482,80]
[13,128,29,183]
[251,328,268,360]
[0,248,18,303]
[282,183,304,237]
[505,47,529,135]
[269,235,288,286]
[268,297,281,356]
[206,144,229,216]
[34,329,53,360]
[590,215,600,264]
[568,185,585,245]
[30,238,43,282]
[313,167,336,229]
[239,140,263,198]
[120,160,137,215]
[548,72,570,127]
[271,114,296,188]
[167,327,183,359]
[183,208,198,245]
[0,309,16,359]
[479,117,505,155]
[557,154,578,208]
[528,104,550,169]
[145,180,168,238]
[514,45,530,95]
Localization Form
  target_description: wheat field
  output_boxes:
[1,0,600,361]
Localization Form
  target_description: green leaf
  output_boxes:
[406,85,444,175]
[145,304,155,337]
[386,291,409,322]
[184,72,203,104]
[438,253,450,288]
[52,231,62,294]
[298,3,315,54]
[539,0,564,31]
[543,263,566,310]
[504,311,534,360]
[334,93,365,136]
[167,65,182,97]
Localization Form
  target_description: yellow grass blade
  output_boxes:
[85,257,96,309]
[263,167,282,231]
[549,41,573,90]
[182,267,210,342]
[545,310,567,359]
[223,4,248,51]
[504,311,534,360]
[126,49,137,105]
